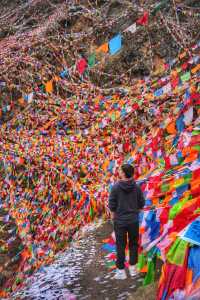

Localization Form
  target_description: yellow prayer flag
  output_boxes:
[173,178,184,188]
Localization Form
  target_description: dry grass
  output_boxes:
[128,283,157,300]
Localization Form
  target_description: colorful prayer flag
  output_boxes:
[96,43,109,54]
[77,58,88,75]
[88,53,96,67]
[109,34,122,55]
[45,81,53,93]
[137,12,149,26]
[124,23,137,34]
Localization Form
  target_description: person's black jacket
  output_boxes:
[108,179,145,224]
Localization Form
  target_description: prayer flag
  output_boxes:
[179,51,187,60]
[166,121,176,134]
[181,71,191,82]
[96,43,109,54]
[191,64,200,74]
[77,58,87,75]
[124,23,137,34]
[137,12,149,26]
[109,34,122,55]
[184,107,193,126]
[88,53,96,67]
[151,0,169,16]
[154,88,163,97]
[180,218,200,246]
[45,81,53,93]
[163,83,171,94]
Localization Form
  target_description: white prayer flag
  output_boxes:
[124,23,137,34]
[163,82,171,94]
[184,106,193,125]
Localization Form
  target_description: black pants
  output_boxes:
[114,221,139,270]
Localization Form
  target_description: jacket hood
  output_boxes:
[118,179,136,193]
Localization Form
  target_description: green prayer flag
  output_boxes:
[167,238,188,266]
[194,208,200,214]
[169,197,188,220]
[106,260,115,268]
[137,253,147,271]
[183,173,192,184]
[192,145,200,152]
[161,183,170,193]
[181,71,191,82]
[151,0,169,16]
[88,53,96,67]
[143,257,156,286]
[192,130,200,136]
[89,205,94,219]
[158,158,165,168]
[111,113,116,122]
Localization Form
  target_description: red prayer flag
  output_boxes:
[77,58,87,75]
[137,12,149,26]
[171,77,179,89]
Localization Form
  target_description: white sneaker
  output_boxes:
[129,265,138,277]
[114,269,127,280]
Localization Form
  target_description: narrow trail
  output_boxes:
[11,222,144,300]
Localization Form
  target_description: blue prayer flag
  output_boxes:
[154,88,163,97]
[181,218,200,246]
[109,34,122,55]
[176,115,185,132]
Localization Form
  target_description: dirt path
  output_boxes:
[11,221,144,300]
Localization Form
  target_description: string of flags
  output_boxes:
[0,0,196,118]
[1,33,200,120]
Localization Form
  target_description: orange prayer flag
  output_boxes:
[163,195,173,205]
[183,152,198,164]
[191,64,200,74]
[191,179,200,191]
[179,51,187,60]
[182,146,191,157]
[18,97,25,106]
[171,69,178,78]
[136,136,143,147]
[140,265,148,273]
[169,232,178,241]
[45,80,53,93]
[146,93,154,101]
[139,227,145,234]
[21,249,31,260]
[96,43,109,53]
[0,291,8,298]
[102,160,109,171]
[152,197,159,206]
[53,75,59,82]
[166,121,176,134]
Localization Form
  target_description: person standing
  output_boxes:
[108,164,145,279]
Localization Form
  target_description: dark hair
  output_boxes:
[121,164,134,178]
